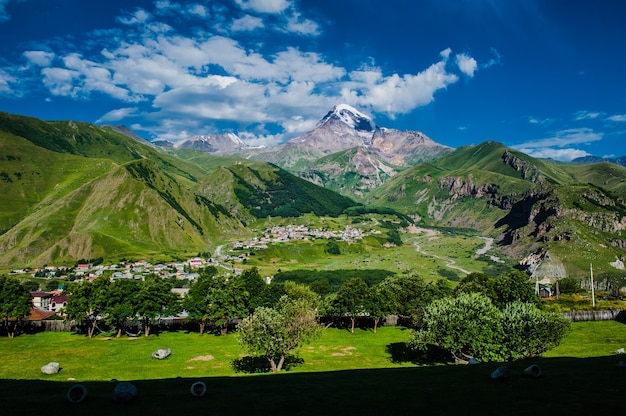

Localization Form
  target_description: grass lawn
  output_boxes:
[1,322,625,415]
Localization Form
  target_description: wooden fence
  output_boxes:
[562,309,623,322]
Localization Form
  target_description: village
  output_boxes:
[13,224,377,320]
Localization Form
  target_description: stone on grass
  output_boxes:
[112,382,138,403]
[614,347,625,354]
[41,362,60,375]
[152,348,171,360]
[490,366,509,380]
[190,381,207,398]
[523,364,542,378]
[468,357,480,365]
[67,384,88,403]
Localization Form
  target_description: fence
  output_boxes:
[562,309,623,322]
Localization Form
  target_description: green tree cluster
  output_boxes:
[64,275,179,338]
[0,275,32,338]
[410,293,569,362]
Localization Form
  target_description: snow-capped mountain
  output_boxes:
[249,104,450,169]
[172,133,248,153]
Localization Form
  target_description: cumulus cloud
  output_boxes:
[349,56,459,117]
[9,1,480,141]
[511,128,602,161]
[231,14,264,31]
[283,12,320,36]
[234,0,291,14]
[456,53,477,77]
[23,50,55,67]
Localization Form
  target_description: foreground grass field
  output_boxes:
[1,322,625,415]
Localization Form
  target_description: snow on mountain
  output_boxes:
[316,104,376,133]
[173,133,248,153]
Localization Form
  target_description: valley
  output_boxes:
[1,107,626,287]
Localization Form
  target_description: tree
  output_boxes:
[135,275,179,337]
[0,276,32,338]
[105,279,139,338]
[367,284,396,333]
[183,274,213,336]
[206,275,248,335]
[378,274,433,324]
[454,272,495,299]
[491,271,537,307]
[240,267,268,311]
[325,240,340,255]
[410,293,570,362]
[333,278,369,333]
[283,281,320,309]
[500,301,570,360]
[238,296,320,372]
[410,293,503,362]
[64,277,110,338]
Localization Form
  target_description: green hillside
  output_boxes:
[0,113,358,267]
[366,141,626,277]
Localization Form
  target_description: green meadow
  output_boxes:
[1,321,625,415]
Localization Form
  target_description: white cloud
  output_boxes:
[456,53,477,77]
[348,57,459,116]
[482,47,501,69]
[284,12,320,36]
[116,9,151,25]
[606,114,626,122]
[96,107,139,124]
[154,1,209,18]
[574,110,603,121]
[0,68,16,94]
[0,0,11,22]
[514,147,591,161]
[231,14,264,32]
[11,1,479,141]
[234,0,291,14]
[528,116,552,125]
[511,128,603,161]
[23,50,55,67]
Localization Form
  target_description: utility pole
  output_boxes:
[590,263,595,308]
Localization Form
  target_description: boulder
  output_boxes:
[41,362,60,375]
[112,382,138,403]
[152,348,171,360]
[614,347,625,354]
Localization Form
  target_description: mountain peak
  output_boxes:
[317,104,376,132]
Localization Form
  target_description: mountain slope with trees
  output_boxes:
[366,141,626,278]
[0,112,358,267]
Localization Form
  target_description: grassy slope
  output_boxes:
[1,322,625,415]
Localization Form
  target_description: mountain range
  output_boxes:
[2,106,626,281]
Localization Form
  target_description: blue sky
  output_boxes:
[1,0,625,160]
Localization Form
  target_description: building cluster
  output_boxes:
[232,224,372,251]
